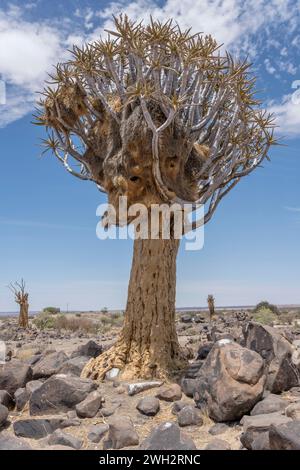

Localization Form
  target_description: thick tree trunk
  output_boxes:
[83,237,187,380]
[18,302,29,328]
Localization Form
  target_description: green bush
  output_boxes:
[43,307,60,315]
[253,301,280,315]
[253,308,278,325]
[33,312,56,329]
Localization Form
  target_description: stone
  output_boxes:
[71,340,102,359]
[58,356,90,376]
[41,445,75,450]
[194,342,266,421]
[75,390,102,418]
[127,381,163,396]
[0,390,14,409]
[209,423,229,435]
[240,412,292,450]
[140,422,196,450]
[181,315,193,323]
[100,403,121,417]
[269,420,300,450]
[25,380,43,395]
[205,439,231,450]
[171,401,190,415]
[105,368,120,381]
[250,394,287,416]
[156,384,182,402]
[0,403,9,427]
[197,343,214,360]
[48,429,83,450]
[0,360,32,395]
[13,416,67,439]
[104,417,139,449]
[136,396,160,416]
[180,378,197,398]
[32,351,68,379]
[14,387,29,411]
[177,405,203,427]
[29,374,97,415]
[244,322,299,393]
[88,424,109,443]
[0,432,32,450]
[285,401,300,419]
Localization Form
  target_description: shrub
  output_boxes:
[43,306,60,315]
[253,301,280,316]
[33,312,56,329]
[253,308,278,326]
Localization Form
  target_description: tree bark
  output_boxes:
[83,237,187,380]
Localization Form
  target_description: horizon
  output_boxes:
[1,0,300,311]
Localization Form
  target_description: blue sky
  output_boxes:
[0,0,300,311]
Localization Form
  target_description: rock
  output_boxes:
[13,416,67,439]
[181,379,197,398]
[194,342,265,421]
[244,322,299,393]
[104,417,139,449]
[75,390,102,418]
[58,356,90,376]
[105,368,120,381]
[240,412,292,450]
[177,405,203,427]
[14,387,29,411]
[32,351,68,379]
[0,390,14,409]
[250,432,270,450]
[100,403,121,417]
[71,340,102,359]
[156,384,182,402]
[0,403,9,427]
[0,432,32,450]
[127,381,163,396]
[136,397,160,416]
[48,429,83,450]
[181,315,193,323]
[250,394,287,416]
[30,374,97,415]
[40,445,75,450]
[285,401,300,419]
[205,439,231,450]
[269,420,300,450]
[197,343,213,360]
[171,401,190,415]
[140,422,196,450]
[209,423,229,435]
[25,380,43,395]
[0,360,32,395]
[88,424,109,443]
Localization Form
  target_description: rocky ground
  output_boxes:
[1,310,300,450]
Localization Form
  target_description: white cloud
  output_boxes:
[269,94,300,136]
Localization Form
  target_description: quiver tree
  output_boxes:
[35,16,276,380]
[207,294,215,322]
[8,279,29,329]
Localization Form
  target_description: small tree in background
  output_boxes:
[8,279,29,329]
[35,16,276,380]
[207,294,215,322]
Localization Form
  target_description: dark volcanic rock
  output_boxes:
[14,387,29,411]
[240,412,292,450]
[71,340,102,359]
[104,417,139,449]
[0,432,32,450]
[29,374,97,415]
[205,438,231,450]
[156,384,182,402]
[0,390,14,409]
[88,424,109,443]
[75,391,102,418]
[244,322,299,393]
[48,429,83,450]
[269,420,300,450]
[177,405,203,427]
[58,356,90,376]
[0,403,9,427]
[140,422,196,450]
[136,396,160,416]
[13,417,67,439]
[250,394,287,416]
[0,360,32,395]
[32,351,68,379]
[194,342,266,421]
